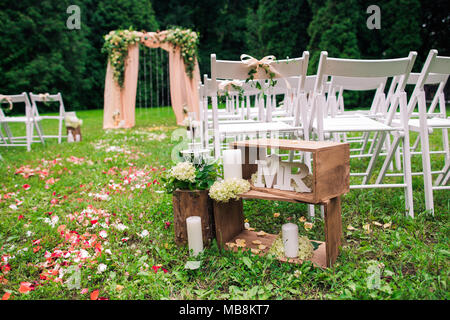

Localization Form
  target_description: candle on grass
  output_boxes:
[186,216,203,256]
[282,223,299,258]
[223,149,242,180]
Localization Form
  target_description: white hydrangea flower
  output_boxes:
[169,162,196,182]
[97,263,107,273]
[209,178,250,203]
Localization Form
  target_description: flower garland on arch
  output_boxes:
[102,29,141,88]
[102,27,199,88]
[161,27,199,79]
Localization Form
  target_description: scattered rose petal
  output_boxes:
[90,289,99,300]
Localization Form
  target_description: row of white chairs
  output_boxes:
[0,92,67,151]
[195,49,449,217]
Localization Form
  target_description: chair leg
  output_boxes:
[402,133,414,218]
[58,117,63,144]
[435,128,449,186]
[376,134,401,184]
[362,131,387,184]
[418,93,434,215]
[26,122,32,152]
[398,92,414,217]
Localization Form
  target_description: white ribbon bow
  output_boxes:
[218,80,243,95]
[0,95,13,111]
[38,93,50,102]
[240,54,290,90]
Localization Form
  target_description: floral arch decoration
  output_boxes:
[102,28,201,128]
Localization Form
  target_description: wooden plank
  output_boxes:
[231,138,348,152]
[225,230,327,268]
[240,189,302,203]
[323,197,342,267]
[248,185,319,203]
[173,190,215,246]
[314,144,350,202]
[213,199,244,249]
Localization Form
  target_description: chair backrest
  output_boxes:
[211,52,310,93]
[312,51,417,126]
[327,75,388,115]
[314,51,417,94]
[0,92,32,118]
[407,49,450,116]
[29,92,66,116]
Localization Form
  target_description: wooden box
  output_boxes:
[66,126,82,141]
[212,138,350,267]
[173,189,215,245]
[231,138,350,204]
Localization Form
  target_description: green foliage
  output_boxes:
[244,0,311,59]
[161,160,219,193]
[1,0,449,113]
[0,1,92,111]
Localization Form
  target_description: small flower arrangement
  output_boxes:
[268,233,314,261]
[162,159,218,193]
[209,178,251,203]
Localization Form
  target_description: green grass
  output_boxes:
[0,107,448,300]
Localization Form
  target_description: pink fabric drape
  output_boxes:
[103,31,200,129]
[103,44,139,129]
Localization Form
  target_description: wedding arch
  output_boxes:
[102,28,201,129]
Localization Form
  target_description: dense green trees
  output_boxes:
[0,0,448,112]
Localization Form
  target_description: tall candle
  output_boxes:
[186,216,203,256]
[223,149,242,180]
[282,223,299,258]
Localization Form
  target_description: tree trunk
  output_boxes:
[172,189,214,246]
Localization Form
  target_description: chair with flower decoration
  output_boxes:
[209,52,310,160]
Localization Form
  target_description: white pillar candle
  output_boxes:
[282,223,299,258]
[186,216,203,256]
[67,131,74,143]
[223,149,242,180]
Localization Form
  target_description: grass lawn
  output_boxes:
[0,107,448,300]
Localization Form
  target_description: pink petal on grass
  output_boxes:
[90,289,99,300]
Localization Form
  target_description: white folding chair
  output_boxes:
[0,93,45,151]
[310,51,418,217]
[392,49,450,214]
[29,92,67,143]
[210,52,310,159]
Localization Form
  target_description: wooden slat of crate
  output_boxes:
[247,185,319,203]
[226,229,327,268]
[231,138,346,152]
[213,199,244,249]
[323,197,342,267]
[231,138,350,203]
[314,145,350,202]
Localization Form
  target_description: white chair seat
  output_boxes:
[392,117,450,131]
[1,116,34,123]
[219,121,298,135]
[217,119,257,125]
[314,116,394,132]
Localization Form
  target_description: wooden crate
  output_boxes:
[231,138,350,204]
[212,138,350,267]
[173,190,215,246]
